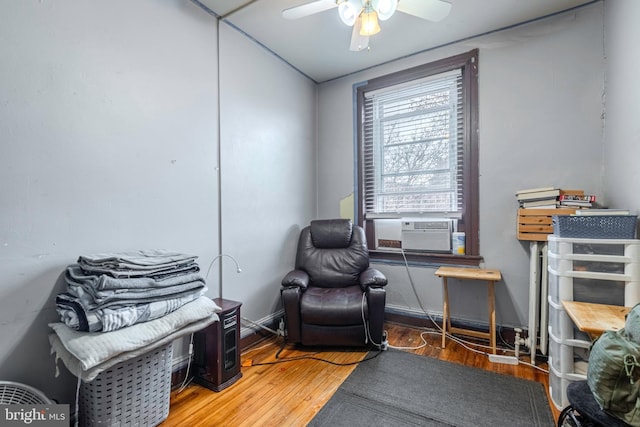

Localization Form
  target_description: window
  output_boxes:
[356,49,480,264]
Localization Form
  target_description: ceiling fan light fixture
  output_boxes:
[372,0,397,21]
[338,0,362,26]
[359,8,381,36]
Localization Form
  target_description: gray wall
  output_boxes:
[0,0,316,405]
[317,3,606,329]
[0,0,220,404]
[603,0,640,213]
[217,22,317,323]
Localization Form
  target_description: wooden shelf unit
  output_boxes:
[517,208,577,241]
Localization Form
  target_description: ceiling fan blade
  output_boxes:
[397,0,452,22]
[349,16,369,52]
[282,0,338,20]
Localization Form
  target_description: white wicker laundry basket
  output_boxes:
[78,343,173,426]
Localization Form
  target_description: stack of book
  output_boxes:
[516,187,598,210]
[515,187,560,209]
[558,191,596,208]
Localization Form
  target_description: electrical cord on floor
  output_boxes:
[245,347,384,367]
[395,248,548,373]
[387,330,430,351]
[398,247,489,350]
[240,325,385,368]
[392,327,549,374]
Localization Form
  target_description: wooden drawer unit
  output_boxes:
[517,208,576,241]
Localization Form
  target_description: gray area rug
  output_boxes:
[309,349,554,427]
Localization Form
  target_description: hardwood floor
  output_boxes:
[161,322,559,426]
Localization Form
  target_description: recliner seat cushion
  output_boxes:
[300,286,367,326]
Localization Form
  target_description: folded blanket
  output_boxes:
[49,296,221,381]
[78,249,197,268]
[50,315,218,382]
[56,286,207,332]
[79,261,199,279]
[66,265,204,291]
[65,277,206,308]
[78,250,198,278]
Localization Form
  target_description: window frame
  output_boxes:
[355,49,481,266]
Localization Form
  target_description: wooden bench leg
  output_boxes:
[442,277,449,349]
[488,280,496,354]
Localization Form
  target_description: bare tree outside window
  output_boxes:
[365,70,462,215]
[356,49,479,262]
[372,80,460,213]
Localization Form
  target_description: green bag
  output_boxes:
[587,327,640,425]
[626,303,640,344]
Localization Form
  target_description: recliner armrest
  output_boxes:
[281,269,310,289]
[359,267,388,289]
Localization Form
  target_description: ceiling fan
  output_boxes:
[282,0,452,52]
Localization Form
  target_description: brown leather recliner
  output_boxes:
[281,219,388,348]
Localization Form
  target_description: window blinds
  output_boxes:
[362,69,464,215]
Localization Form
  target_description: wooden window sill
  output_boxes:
[369,249,483,267]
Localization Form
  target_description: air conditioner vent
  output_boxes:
[401,219,453,252]
[404,221,451,230]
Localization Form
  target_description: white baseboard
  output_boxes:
[172,353,192,370]
[240,309,284,338]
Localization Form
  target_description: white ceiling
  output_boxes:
[194,0,598,83]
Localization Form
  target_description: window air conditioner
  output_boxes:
[401,219,453,252]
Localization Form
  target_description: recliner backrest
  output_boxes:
[295,219,369,288]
